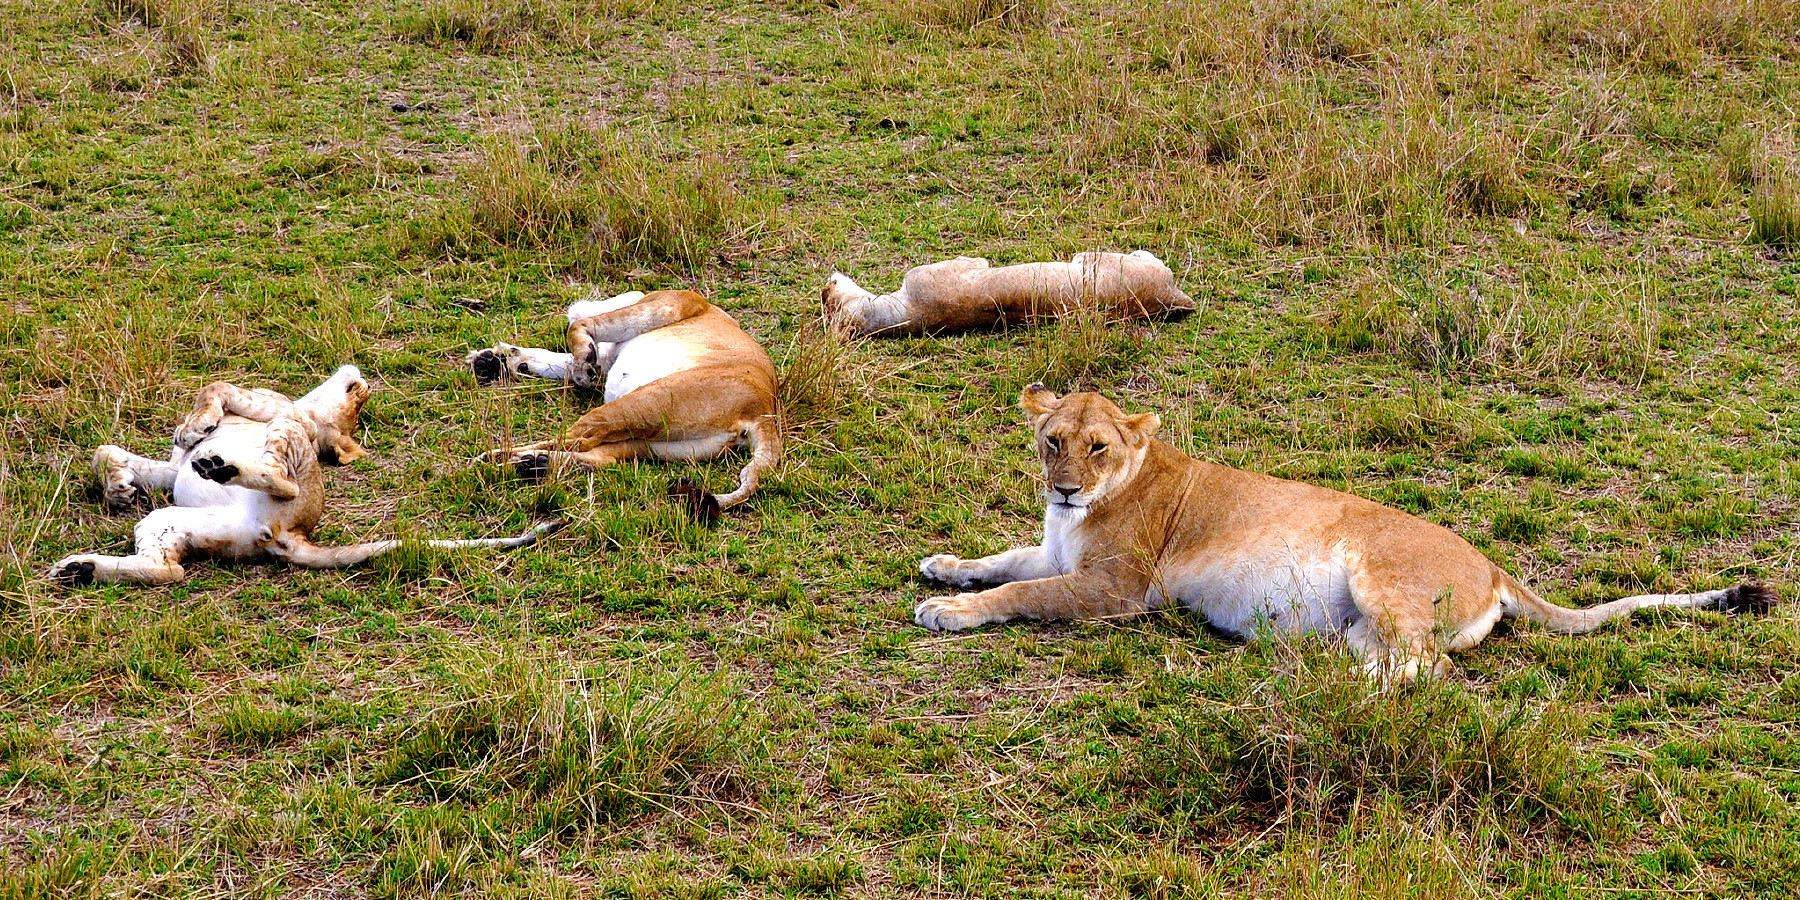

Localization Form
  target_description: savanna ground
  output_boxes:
[3,0,1800,895]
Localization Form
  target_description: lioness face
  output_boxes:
[296,365,371,465]
[1021,384,1160,509]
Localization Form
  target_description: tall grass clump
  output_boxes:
[373,650,751,833]
[777,322,867,431]
[1023,301,1154,392]
[397,0,580,51]
[874,0,1050,31]
[93,0,221,73]
[409,122,757,274]
[1750,168,1799,250]
[1116,648,1601,835]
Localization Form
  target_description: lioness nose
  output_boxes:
[1052,483,1079,499]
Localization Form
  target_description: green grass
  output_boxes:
[3,0,1799,895]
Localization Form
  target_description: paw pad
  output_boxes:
[470,349,505,385]
[51,560,96,587]
[192,454,239,483]
[514,454,551,483]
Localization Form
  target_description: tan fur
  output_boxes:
[50,366,556,586]
[821,251,1194,338]
[472,289,781,515]
[915,386,1769,680]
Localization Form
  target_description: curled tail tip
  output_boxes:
[668,478,722,526]
[1719,582,1776,615]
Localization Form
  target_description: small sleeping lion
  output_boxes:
[49,365,557,586]
[821,250,1194,338]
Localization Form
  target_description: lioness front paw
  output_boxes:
[467,347,510,385]
[102,479,148,511]
[191,454,240,484]
[919,553,970,585]
[174,415,221,450]
[914,595,993,632]
[48,557,98,587]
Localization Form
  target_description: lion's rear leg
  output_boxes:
[48,506,252,585]
[188,414,315,501]
[93,445,179,509]
[1342,567,1460,682]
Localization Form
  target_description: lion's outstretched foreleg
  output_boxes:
[914,565,1155,633]
[92,444,179,509]
[466,344,586,386]
[919,546,1061,589]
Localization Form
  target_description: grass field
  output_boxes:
[3,0,1799,895]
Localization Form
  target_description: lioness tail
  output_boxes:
[1499,573,1774,634]
[267,520,565,568]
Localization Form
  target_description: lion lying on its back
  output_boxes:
[915,385,1774,680]
[822,251,1193,338]
[50,366,556,586]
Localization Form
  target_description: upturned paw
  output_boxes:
[191,454,240,484]
[48,557,98,587]
[919,553,973,586]
[514,453,551,483]
[102,480,149,511]
[174,415,220,449]
[913,595,992,633]
[468,348,508,385]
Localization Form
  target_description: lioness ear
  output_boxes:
[1123,412,1161,444]
[1020,382,1062,420]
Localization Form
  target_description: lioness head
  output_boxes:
[295,365,371,465]
[1021,384,1160,510]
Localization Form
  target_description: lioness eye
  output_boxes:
[1090,442,1105,455]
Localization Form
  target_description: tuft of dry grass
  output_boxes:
[409,122,759,274]
[875,0,1050,31]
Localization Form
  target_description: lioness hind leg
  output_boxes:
[1342,597,1456,683]
[48,505,251,585]
[93,444,178,509]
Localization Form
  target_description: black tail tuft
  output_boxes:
[669,478,721,526]
[1718,582,1776,615]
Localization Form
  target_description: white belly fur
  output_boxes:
[1155,550,1360,639]
[604,328,706,403]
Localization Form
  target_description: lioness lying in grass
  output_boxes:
[821,250,1194,338]
[915,385,1774,681]
[49,365,558,586]
[468,288,781,522]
